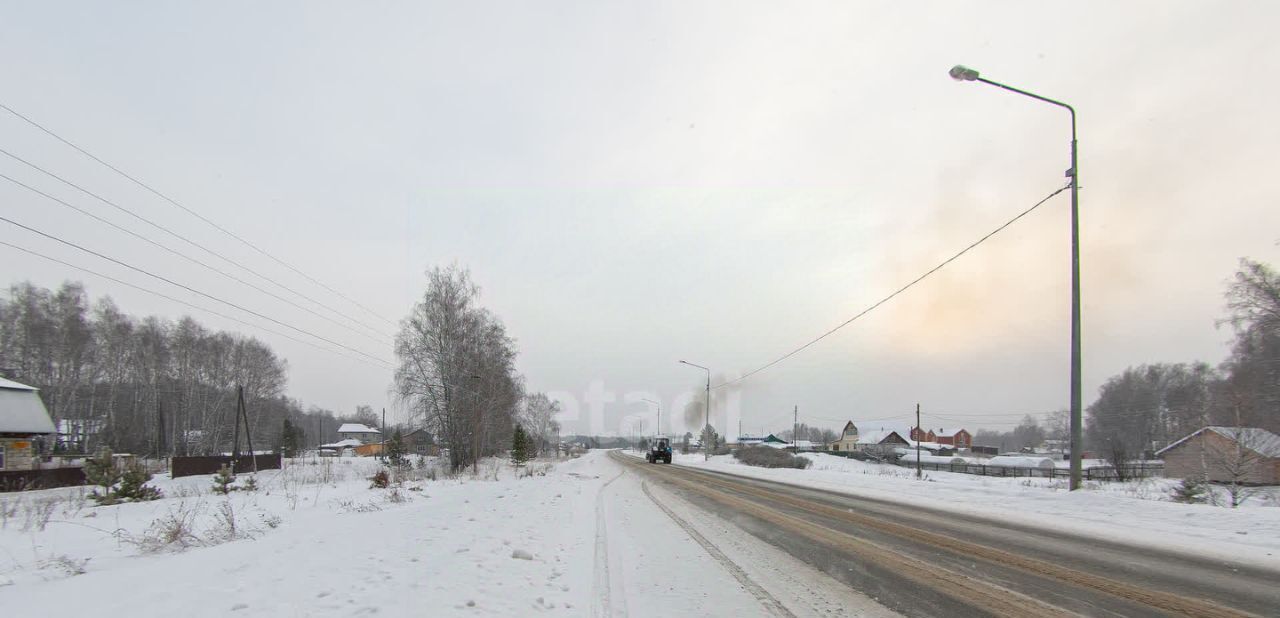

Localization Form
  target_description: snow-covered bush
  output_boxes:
[733,447,812,469]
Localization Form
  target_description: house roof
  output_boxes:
[857,429,908,445]
[320,439,364,449]
[1,377,39,391]
[0,379,56,434]
[1157,426,1280,458]
[337,423,381,434]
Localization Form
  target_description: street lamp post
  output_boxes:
[641,398,663,437]
[950,64,1083,490]
[679,360,712,461]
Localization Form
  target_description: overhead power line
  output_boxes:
[0,101,395,326]
[0,146,395,340]
[0,239,390,370]
[713,182,1073,390]
[0,213,393,367]
[0,172,392,346]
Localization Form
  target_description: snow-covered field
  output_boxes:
[0,455,600,615]
[0,451,889,617]
[658,450,1280,568]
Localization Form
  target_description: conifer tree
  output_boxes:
[212,464,237,495]
[387,428,407,468]
[511,425,530,468]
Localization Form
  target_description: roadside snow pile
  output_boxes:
[669,451,1280,568]
[734,446,812,469]
[0,453,603,616]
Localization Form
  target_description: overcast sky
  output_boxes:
[2,1,1277,437]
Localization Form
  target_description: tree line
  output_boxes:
[0,281,405,456]
[1084,258,1280,460]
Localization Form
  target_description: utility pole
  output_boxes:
[679,360,712,460]
[381,408,386,463]
[916,403,922,480]
[793,405,799,453]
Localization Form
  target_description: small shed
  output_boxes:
[319,438,363,457]
[1157,426,1280,485]
[1,378,57,471]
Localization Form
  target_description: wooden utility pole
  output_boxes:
[793,405,799,453]
[231,387,241,467]
[231,386,257,474]
[381,408,387,462]
[155,396,166,459]
[916,403,922,480]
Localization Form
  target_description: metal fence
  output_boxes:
[0,467,87,492]
[892,459,1164,481]
[170,453,282,478]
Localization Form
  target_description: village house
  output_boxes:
[1157,426,1280,485]
[828,421,910,454]
[855,429,911,454]
[338,423,382,444]
[934,428,973,449]
[401,428,440,456]
[0,378,56,472]
[829,421,860,452]
[909,427,936,443]
[318,423,385,457]
[909,427,972,449]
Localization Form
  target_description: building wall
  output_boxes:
[1163,431,1279,484]
[830,438,859,452]
[0,437,38,471]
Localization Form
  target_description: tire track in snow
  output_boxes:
[640,480,797,618]
[591,470,626,618]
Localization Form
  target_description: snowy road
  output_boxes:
[614,452,1279,618]
[590,453,892,617]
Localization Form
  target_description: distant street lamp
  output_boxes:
[950,64,1083,490]
[641,398,663,436]
[679,360,711,460]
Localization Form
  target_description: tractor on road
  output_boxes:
[646,436,673,464]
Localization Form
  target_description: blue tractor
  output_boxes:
[646,436,673,464]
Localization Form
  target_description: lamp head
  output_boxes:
[950,65,979,81]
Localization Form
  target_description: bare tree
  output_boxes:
[394,266,523,472]
[521,392,561,457]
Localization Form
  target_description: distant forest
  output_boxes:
[0,281,376,455]
[975,258,1280,457]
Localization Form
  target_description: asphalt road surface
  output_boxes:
[610,451,1279,618]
